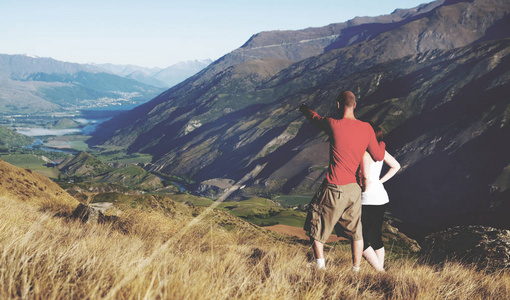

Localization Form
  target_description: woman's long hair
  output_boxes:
[367,121,383,142]
[357,121,383,185]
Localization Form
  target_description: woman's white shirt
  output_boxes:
[361,159,389,205]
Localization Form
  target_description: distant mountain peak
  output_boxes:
[21,53,39,59]
[92,60,212,88]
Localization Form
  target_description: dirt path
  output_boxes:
[265,224,345,242]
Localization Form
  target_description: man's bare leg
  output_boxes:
[312,239,325,268]
[312,239,324,258]
[352,239,364,270]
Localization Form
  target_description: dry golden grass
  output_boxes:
[0,159,78,214]
[1,195,510,300]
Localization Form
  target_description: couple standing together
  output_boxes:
[299,91,400,272]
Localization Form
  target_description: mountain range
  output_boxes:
[0,55,211,114]
[88,0,510,236]
[94,59,213,88]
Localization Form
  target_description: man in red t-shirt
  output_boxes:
[299,91,386,271]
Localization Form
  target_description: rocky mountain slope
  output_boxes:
[420,225,510,271]
[88,0,510,234]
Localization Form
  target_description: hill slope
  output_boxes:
[0,158,78,210]
[0,125,34,151]
[1,177,510,299]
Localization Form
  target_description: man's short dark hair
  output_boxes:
[337,91,356,108]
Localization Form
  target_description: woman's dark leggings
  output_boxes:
[361,203,388,251]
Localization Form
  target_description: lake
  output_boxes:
[16,128,82,136]
[17,109,129,154]
[15,109,127,137]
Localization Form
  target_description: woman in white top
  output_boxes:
[359,123,400,271]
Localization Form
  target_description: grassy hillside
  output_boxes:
[0,158,78,213]
[58,151,113,177]
[2,192,510,299]
[0,125,34,151]
[0,154,60,178]
[1,157,510,299]
[46,118,82,129]
[172,194,306,227]
[97,165,163,189]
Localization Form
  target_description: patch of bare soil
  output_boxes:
[265,224,345,242]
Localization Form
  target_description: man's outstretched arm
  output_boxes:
[299,104,330,133]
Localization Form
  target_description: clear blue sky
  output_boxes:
[0,0,430,68]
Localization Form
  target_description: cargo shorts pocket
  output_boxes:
[304,186,323,234]
[304,208,321,241]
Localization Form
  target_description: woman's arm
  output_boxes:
[360,151,373,192]
[380,151,400,184]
